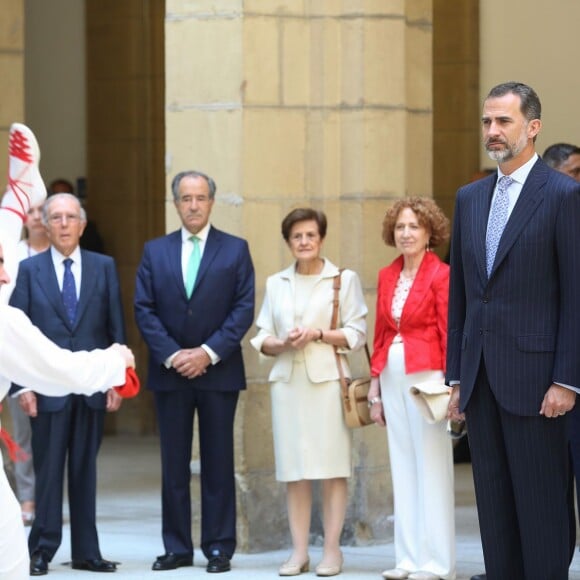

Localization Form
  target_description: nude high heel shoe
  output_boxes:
[315,553,343,577]
[279,557,310,576]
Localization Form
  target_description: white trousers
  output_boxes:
[380,343,455,579]
[0,462,28,579]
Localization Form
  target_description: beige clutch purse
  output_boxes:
[409,380,451,424]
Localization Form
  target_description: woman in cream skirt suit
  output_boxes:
[251,208,367,577]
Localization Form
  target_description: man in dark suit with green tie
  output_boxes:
[135,170,255,574]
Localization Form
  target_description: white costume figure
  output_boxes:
[0,123,46,304]
[0,124,133,579]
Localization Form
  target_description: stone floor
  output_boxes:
[14,435,580,579]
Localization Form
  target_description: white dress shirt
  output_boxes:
[489,153,538,221]
[180,223,210,286]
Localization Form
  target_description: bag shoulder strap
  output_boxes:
[330,269,343,331]
[330,271,349,405]
[330,270,371,410]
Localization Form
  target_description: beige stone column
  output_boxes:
[165,0,433,551]
[0,0,24,188]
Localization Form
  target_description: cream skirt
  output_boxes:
[271,359,352,482]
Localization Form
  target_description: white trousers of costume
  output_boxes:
[380,342,456,579]
[0,462,28,579]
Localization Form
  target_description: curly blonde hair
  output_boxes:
[382,197,450,248]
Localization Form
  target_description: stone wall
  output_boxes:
[165,0,433,551]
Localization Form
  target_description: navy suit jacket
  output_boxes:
[9,249,126,412]
[134,226,255,392]
[446,158,580,416]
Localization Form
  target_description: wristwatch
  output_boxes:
[367,397,382,408]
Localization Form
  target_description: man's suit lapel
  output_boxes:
[75,250,94,327]
[34,251,70,324]
[491,160,546,278]
[190,226,222,296]
[474,176,496,285]
[167,231,187,299]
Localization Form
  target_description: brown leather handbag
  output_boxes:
[330,271,373,428]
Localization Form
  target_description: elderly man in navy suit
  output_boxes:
[447,82,580,580]
[135,170,255,574]
[10,193,126,575]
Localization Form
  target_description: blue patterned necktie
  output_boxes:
[486,176,514,277]
[62,258,78,324]
[185,236,201,298]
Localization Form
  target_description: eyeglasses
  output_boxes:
[48,214,82,224]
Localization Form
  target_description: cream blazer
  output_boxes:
[250,259,367,383]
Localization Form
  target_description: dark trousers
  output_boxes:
[466,361,570,580]
[28,396,104,560]
[154,388,239,559]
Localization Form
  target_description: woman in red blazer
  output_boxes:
[367,198,455,580]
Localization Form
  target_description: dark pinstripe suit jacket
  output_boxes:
[446,158,580,416]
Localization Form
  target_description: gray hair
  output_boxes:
[171,171,217,202]
[486,81,542,122]
[42,193,87,225]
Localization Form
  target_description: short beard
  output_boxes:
[486,147,513,163]
[485,122,529,164]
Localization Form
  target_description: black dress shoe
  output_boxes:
[152,552,193,571]
[30,551,49,576]
[470,575,486,580]
[71,558,118,572]
[207,553,231,573]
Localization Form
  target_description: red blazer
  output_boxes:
[371,251,449,377]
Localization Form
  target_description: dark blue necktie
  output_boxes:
[62,258,78,324]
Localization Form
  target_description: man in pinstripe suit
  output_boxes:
[447,82,580,580]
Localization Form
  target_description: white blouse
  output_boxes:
[391,272,415,326]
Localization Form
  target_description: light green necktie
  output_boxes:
[185,235,200,298]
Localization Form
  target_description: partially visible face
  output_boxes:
[45,196,86,257]
[174,176,214,234]
[25,203,45,235]
[558,153,580,182]
[394,207,430,258]
[482,93,539,164]
[0,244,10,286]
[287,219,323,262]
